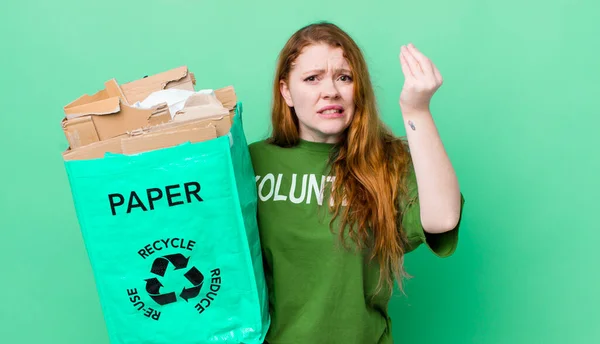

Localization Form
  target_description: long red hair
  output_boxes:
[269,22,413,292]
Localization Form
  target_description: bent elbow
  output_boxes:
[421,212,460,234]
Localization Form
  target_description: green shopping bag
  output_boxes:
[64,103,270,343]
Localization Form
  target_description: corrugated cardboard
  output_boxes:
[140,114,233,137]
[61,67,238,162]
[64,92,121,118]
[62,116,100,148]
[62,101,170,148]
[63,136,125,161]
[176,115,232,137]
[175,95,229,122]
[173,85,237,122]
[63,121,219,160]
[63,119,225,161]
[121,125,217,155]
[214,86,237,111]
[120,66,196,104]
[61,67,197,149]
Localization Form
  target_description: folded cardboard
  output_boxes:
[62,117,223,161]
[63,87,171,147]
[123,84,236,139]
[120,66,196,104]
[174,92,229,122]
[61,67,239,162]
[62,66,197,149]
[121,125,218,155]
[62,136,126,161]
[143,114,233,138]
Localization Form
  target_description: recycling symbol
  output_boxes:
[144,253,204,305]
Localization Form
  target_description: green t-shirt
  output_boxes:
[249,139,463,344]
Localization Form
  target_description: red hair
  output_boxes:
[269,22,413,292]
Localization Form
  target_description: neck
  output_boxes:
[299,132,341,144]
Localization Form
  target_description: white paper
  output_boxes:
[132,89,217,119]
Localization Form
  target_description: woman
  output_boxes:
[249,21,465,344]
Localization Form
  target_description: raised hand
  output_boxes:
[399,43,443,115]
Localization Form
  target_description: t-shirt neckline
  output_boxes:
[297,139,336,153]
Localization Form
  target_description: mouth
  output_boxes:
[317,105,345,118]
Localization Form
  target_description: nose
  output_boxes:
[321,78,340,99]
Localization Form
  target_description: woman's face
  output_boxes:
[280,43,355,144]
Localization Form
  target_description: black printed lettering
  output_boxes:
[149,309,161,321]
[109,181,202,216]
[108,194,124,216]
[127,288,162,321]
[127,191,148,214]
[138,238,197,259]
[201,298,211,308]
[127,289,144,310]
[143,308,153,318]
[147,188,163,210]
[165,184,184,206]
[184,182,203,202]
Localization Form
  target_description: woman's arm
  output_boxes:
[398,43,462,234]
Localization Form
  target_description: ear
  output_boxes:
[280,80,294,107]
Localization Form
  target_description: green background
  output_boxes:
[1,0,598,343]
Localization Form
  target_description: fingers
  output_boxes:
[401,45,422,78]
[433,63,443,85]
[402,43,444,86]
[407,43,434,76]
[399,51,414,78]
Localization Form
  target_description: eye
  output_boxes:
[304,75,318,82]
[339,74,353,82]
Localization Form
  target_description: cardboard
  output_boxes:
[175,115,232,137]
[137,114,233,138]
[105,78,129,102]
[61,67,197,149]
[93,103,170,140]
[175,95,229,122]
[62,101,171,148]
[63,120,221,161]
[173,85,237,122]
[61,66,239,162]
[62,116,100,149]
[63,136,125,161]
[214,86,237,111]
[121,125,217,155]
[64,94,121,119]
[120,66,196,104]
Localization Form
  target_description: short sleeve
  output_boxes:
[399,165,465,257]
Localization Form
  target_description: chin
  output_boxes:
[316,123,349,137]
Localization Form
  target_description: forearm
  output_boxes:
[402,110,462,233]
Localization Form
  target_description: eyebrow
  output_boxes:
[301,68,352,76]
